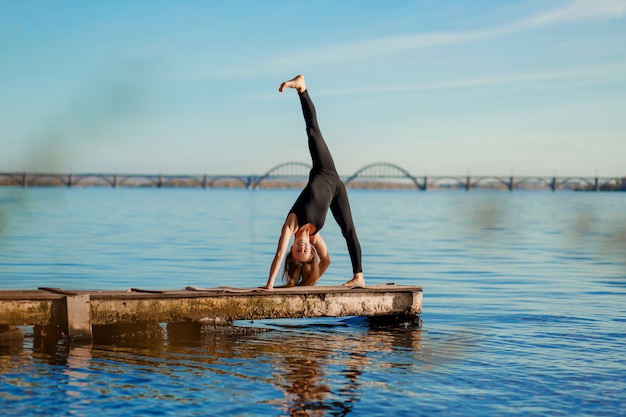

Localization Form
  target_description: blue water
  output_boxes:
[1,188,625,416]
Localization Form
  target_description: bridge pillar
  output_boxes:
[113,174,119,188]
[22,172,28,188]
[422,176,428,191]
[550,177,557,192]
[465,176,471,191]
[67,174,74,188]
[158,175,163,188]
[202,175,208,189]
[594,177,599,192]
[509,176,514,191]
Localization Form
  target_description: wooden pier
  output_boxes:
[0,285,422,343]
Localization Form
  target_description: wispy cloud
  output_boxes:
[317,65,626,96]
[274,0,626,67]
[514,0,626,28]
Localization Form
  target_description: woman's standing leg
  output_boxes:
[330,183,365,286]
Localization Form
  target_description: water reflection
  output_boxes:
[0,320,427,416]
[261,328,370,416]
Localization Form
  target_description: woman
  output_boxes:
[261,75,365,290]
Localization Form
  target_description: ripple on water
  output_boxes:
[2,189,626,415]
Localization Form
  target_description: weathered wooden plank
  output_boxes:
[89,290,421,325]
[0,290,65,300]
[0,285,423,338]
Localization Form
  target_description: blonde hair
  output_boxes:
[283,248,320,287]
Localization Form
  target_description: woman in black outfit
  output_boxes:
[262,75,365,290]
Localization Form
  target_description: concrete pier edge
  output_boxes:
[0,284,423,344]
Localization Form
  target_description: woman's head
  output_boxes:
[283,242,320,287]
[291,236,312,262]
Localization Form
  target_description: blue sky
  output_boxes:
[1,0,625,177]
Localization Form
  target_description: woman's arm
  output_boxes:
[311,233,331,278]
[261,214,297,289]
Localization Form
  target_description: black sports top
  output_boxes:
[288,169,340,234]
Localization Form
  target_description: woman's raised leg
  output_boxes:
[279,75,336,172]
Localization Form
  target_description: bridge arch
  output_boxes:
[253,161,312,189]
[428,176,468,190]
[0,173,25,186]
[206,175,250,188]
[558,177,596,190]
[345,163,422,189]
[72,174,116,187]
[597,177,625,191]
[515,177,554,191]
[472,176,514,190]
[27,174,70,187]
[115,175,161,188]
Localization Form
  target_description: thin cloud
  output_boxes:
[273,29,498,67]
[273,0,626,67]
[516,0,626,28]
[317,65,626,96]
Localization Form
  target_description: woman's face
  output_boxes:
[291,236,312,262]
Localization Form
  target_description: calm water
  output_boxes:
[1,188,625,416]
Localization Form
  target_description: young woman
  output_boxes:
[261,75,365,290]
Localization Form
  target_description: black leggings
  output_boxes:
[298,90,363,274]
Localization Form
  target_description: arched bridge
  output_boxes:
[1,164,624,191]
[252,162,312,189]
[345,163,425,190]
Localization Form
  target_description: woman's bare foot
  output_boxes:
[279,74,306,93]
[342,273,365,287]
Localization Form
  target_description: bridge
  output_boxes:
[0,162,624,191]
